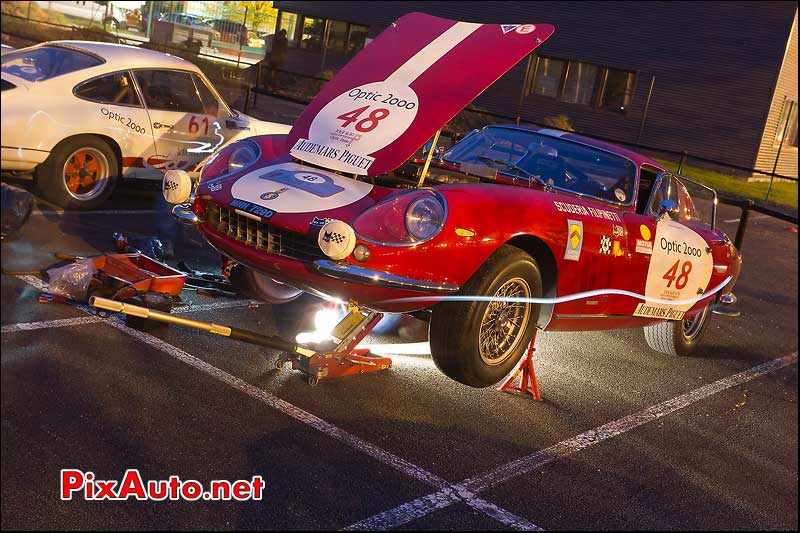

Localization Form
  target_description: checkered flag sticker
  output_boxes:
[322,231,346,244]
[599,235,612,255]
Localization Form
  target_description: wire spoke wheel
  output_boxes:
[62,147,109,201]
[478,277,532,366]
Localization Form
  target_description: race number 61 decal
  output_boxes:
[634,219,713,320]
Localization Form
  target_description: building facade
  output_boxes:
[273,1,798,178]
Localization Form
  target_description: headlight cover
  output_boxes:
[199,139,261,183]
[353,190,447,246]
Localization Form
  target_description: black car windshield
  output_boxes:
[1,46,103,82]
[442,126,637,204]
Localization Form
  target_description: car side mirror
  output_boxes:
[656,199,679,221]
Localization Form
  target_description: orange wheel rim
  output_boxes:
[62,148,109,198]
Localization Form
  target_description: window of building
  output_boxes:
[775,100,798,148]
[530,57,565,98]
[562,62,599,105]
[527,56,636,113]
[74,71,141,107]
[600,68,635,112]
[299,16,324,51]
[277,12,299,46]
[134,70,203,113]
[327,20,348,54]
[347,24,369,55]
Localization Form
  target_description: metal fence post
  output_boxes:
[734,199,753,250]
[766,100,793,202]
[678,150,687,174]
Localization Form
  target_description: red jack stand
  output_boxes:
[498,331,541,400]
[277,306,392,386]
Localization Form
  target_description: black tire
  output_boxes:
[643,305,711,356]
[229,264,303,304]
[429,245,542,388]
[35,136,119,210]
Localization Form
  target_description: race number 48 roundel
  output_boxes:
[634,219,713,320]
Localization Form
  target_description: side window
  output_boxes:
[191,73,231,118]
[74,71,141,106]
[134,70,203,113]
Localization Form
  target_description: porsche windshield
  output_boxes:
[1,46,103,82]
[443,127,637,205]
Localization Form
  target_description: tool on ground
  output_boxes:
[498,331,542,400]
[89,296,392,386]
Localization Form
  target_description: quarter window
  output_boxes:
[134,70,203,113]
[74,72,141,106]
[601,68,635,112]
[191,73,231,118]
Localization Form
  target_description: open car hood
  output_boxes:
[287,13,554,176]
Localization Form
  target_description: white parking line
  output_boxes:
[722,214,768,224]
[11,274,537,530]
[107,319,541,531]
[1,299,253,334]
[343,352,798,531]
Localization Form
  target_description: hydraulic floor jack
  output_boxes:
[275,307,392,386]
[90,297,392,386]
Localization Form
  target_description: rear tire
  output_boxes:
[229,265,303,304]
[429,245,542,388]
[35,136,118,210]
[643,305,711,356]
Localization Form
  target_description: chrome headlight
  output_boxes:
[405,196,445,241]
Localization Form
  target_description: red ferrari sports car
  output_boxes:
[163,13,741,387]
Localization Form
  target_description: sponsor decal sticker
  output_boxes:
[633,219,713,320]
[501,24,520,34]
[230,162,372,214]
[640,224,652,241]
[209,182,223,192]
[599,235,612,255]
[614,188,626,202]
[564,219,583,261]
[635,239,654,255]
[515,24,536,34]
[260,187,289,201]
[310,216,334,228]
[612,240,624,257]
[553,201,621,222]
[612,224,624,237]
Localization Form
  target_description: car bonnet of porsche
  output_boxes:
[285,13,555,177]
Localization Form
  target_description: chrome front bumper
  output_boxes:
[171,203,203,224]
[314,260,459,293]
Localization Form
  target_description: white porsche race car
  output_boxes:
[1,40,290,209]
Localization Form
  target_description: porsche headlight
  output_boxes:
[405,196,445,241]
[353,190,447,246]
[227,141,260,174]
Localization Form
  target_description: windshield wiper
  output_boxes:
[476,156,549,189]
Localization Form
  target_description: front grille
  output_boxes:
[206,202,324,262]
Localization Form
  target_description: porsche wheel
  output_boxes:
[229,265,303,304]
[643,305,711,356]
[430,245,542,388]
[36,136,118,210]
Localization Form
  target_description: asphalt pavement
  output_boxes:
[1,185,797,530]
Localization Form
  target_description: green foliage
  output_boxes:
[542,115,575,132]
[222,1,278,32]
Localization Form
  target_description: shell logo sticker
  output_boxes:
[564,219,583,261]
[633,219,713,320]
